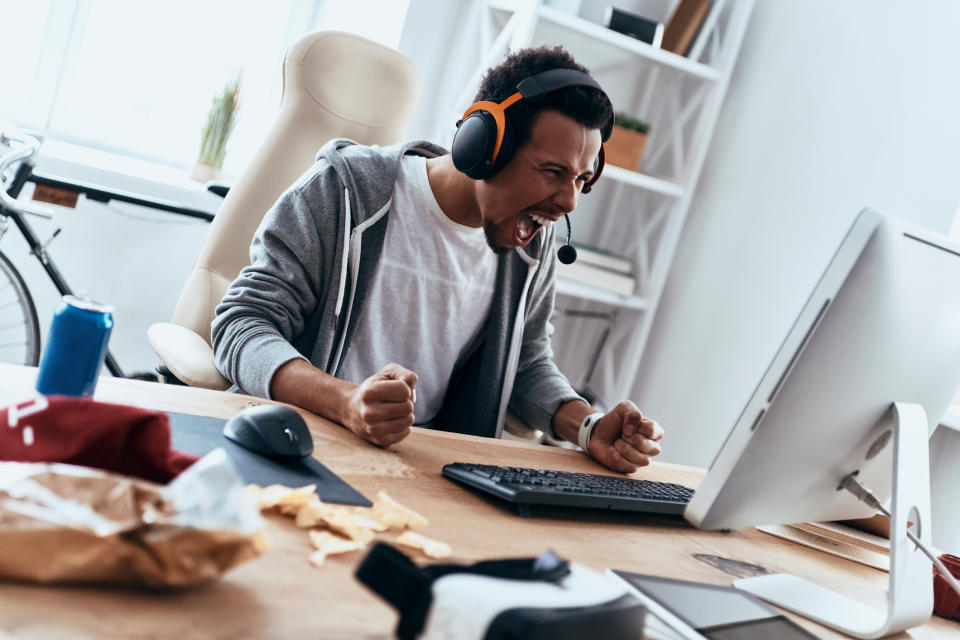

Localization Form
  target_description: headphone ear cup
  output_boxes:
[582,145,605,194]
[452,111,498,180]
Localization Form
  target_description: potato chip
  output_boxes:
[322,508,374,543]
[396,531,452,559]
[371,491,428,530]
[295,501,374,543]
[247,484,317,513]
[279,494,320,516]
[249,485,442,568]
[351,510,388,533]
[293,501,326,528]
[308,530,366,566]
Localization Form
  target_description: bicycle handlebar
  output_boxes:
[0,130,54,219]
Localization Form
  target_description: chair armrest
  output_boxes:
[147,322,230,390]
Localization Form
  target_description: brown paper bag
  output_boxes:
[0,449,266,587]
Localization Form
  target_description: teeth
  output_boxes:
[530,214,554,227]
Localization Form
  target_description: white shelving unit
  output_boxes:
[434,0,754,406]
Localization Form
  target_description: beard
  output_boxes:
[483,219,510,255]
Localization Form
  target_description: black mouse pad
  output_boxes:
[166,411,371,507]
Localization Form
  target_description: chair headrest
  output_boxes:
[283,31,421,130]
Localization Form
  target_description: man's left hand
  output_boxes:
[587,401,663,474]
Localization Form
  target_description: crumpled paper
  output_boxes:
[0,448,266,587]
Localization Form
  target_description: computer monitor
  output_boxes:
[686,208,960,530]
[683,208,960,637]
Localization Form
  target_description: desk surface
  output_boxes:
[0,364,958,640]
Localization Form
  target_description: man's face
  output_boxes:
[476,109,602,254]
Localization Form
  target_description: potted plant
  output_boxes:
[190,74,241,182]
[605,112,651,171]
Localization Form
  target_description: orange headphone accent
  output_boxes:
[459,92,524,165]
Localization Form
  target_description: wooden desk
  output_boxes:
[0,363,957,640]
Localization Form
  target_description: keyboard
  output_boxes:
[442,462,694,517]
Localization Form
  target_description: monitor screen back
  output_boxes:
[686,209,960,530]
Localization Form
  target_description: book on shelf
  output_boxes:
[687,0,727,60]
[555,239,633,274]
[556,260,637,297]
[662,0,711,56]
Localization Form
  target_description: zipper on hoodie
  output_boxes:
[333,187,351,322]
[330,195,393,375]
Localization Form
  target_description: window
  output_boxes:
[0,0,410,177]
[0,1,66,131]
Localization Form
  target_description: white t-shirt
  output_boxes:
[338,155,497,425]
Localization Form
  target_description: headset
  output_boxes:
[451,68,612,264]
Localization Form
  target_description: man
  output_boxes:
[212,46,663,474]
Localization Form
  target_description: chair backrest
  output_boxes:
[170,31,421,339]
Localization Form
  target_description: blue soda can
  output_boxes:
[35,295,114,397]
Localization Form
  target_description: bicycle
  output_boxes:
[0,128,216,376]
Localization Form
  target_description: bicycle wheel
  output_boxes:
[0,249,41,366]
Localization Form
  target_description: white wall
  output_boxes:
[398,0,474,142]
[633,0,960,468]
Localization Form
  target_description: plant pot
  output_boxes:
[190,162,222,183]
[605,125,648,171]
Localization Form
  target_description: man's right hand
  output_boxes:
[343,363,418,446]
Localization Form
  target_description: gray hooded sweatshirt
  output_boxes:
[212,139,581,438]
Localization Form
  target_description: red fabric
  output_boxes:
[1,395,198,484]
[934,553,960,621]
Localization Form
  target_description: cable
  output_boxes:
[839,472,960,599]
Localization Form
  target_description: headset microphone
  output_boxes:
[557,215,577,264]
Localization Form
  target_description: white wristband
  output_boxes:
[577,412,606,453]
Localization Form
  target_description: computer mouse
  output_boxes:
[223,404,314,458]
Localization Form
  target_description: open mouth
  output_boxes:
[514,212,555,247]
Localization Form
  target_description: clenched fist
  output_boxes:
[588,401,663,474]
[343,363,418,446]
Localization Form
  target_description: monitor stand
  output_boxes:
[734,402,933,639]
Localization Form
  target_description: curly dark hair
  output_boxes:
[473,45,614,151]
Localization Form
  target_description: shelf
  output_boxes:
[534,5,721,82]
[35,139,222,215]
[555,277,649,311]
[474,0,753,403]
[601,165,684,197]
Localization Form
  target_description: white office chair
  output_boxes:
[148,31,421,389]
